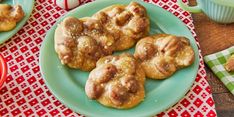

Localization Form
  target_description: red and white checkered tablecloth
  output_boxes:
[0,0,217,116]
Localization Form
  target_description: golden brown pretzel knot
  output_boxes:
[134,34,195,79]
[54,2,149,71]
[85,53,145,109]
[55,17,114,71]
[93,1,150,50]
[0,4,24,32]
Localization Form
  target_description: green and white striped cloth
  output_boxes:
[204,46,234,95]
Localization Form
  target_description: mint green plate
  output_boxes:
[0,0,34,44]
[40,0,199,117]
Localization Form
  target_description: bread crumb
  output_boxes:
[225,54,234,72]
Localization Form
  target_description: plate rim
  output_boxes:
[0,0,35,44]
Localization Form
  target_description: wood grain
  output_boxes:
[205,66,229,93]
[188,0,234,116]
[193,14,234,56]
[189,0,234,56]
[213,93,234,117]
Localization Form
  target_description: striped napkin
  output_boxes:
[204,46,234,95]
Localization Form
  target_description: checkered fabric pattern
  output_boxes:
[204,46,234,95]
[0,0,217,116]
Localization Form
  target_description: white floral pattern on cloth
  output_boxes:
[0,0,217,116]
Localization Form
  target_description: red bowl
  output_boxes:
[0,54,7,89]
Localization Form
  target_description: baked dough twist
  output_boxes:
[134,34,195,79]
[85,53,145,109]
[93,2,150,50]
[55,17,114,71]
[55,2,150,71]
[0,4,24,32]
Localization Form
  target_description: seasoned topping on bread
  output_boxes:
[55,2,149,71]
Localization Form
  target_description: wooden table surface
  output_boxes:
[189,0,234,116]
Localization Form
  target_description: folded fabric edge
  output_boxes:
[204,46,234,95]
[204,46,234,61]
